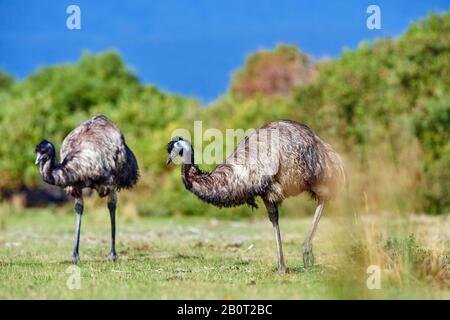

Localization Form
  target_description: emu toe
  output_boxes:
[302,245,315,269]
[277,265,289,274]
[71,254,80,265]
[108,252,119,262]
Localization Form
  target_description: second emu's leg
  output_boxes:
[302,198,324,269]
[72,197,83,264]
[263,199,288,273]
[107,191,118,262]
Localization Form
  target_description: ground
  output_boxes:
[0,207,448,299]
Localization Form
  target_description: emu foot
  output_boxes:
[278,266,289,274]
[71,254,80,264]
[277,263,289,274]
[108,252,119,262]
[302,244,315,270]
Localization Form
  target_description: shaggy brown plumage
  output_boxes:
[35,115,138,197]
[35,115,139,264]
[167,119,345,271]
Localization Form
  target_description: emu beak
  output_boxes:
[35,153,43,165]
[166,156,172,166]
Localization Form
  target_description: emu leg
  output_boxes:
[263,199,288,273]
[302,199,324,269]
[107,192,118,262]
[72,197,83,264]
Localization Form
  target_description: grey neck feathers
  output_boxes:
[181,151,203,190]
[39,155,65,187]
[180,153,258,209]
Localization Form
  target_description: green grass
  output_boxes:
[0,207,448,299]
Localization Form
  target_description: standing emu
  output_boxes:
[167,120,345,272]
[35,115,139,264]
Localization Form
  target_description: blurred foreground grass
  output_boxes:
[0,207,448,299]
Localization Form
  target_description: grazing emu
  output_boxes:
[167,120,345,272]
[35,115,139,264]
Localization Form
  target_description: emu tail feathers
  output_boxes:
[117,144,139,190]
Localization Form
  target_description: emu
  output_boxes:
[167,120,345,272]
[35,115,139,264]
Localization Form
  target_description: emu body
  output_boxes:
[167,120,345,271]
[35,115,139,263]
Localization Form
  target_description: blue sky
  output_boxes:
[0,1,448,102]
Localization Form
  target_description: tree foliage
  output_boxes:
[0,71,14,92]
[230,44,316,99]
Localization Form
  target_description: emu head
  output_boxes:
[166,136,193,165]
[34,140,55,165]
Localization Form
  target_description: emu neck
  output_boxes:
[180,146,198,186]
[39,156,58,186]
[181,161,204,190]
[180,159,252,208]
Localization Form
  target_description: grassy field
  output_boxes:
[0,205,448,299]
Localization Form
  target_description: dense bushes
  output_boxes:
[230,44,316,99]
[0,12,448,214]
[0,71,14,92]
[291,12,449,213]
